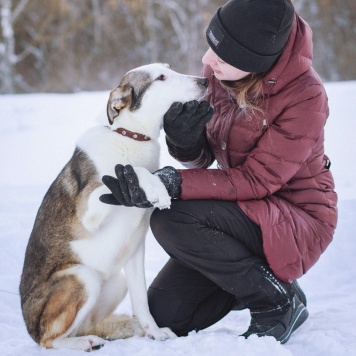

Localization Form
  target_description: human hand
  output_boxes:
[100,164,153,208]
[100,165,180,208]
[163,100,213,149]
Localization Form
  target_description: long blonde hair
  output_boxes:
[221,73,265,117]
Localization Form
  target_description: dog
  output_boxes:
[19,63,208,351]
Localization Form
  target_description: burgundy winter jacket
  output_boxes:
[178,15,338,282]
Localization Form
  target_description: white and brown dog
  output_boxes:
[19,63,208,351]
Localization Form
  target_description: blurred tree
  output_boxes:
[0,0,222,93]
[0,0,355,93]
[294,0,356,81]
[0,0,31,93]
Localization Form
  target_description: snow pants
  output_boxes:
[148,200,293,336]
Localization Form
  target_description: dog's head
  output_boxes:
[106,63,208,125]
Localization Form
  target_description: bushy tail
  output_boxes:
[79,314,144,340]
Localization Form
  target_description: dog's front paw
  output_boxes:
[150,185,171,210]
[134,167,171,209]
[146,327,177,341]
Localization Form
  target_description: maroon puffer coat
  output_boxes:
[178,14,338,282]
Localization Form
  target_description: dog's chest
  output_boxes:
[77,127,161,177]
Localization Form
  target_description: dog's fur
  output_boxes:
[19,63,208,351]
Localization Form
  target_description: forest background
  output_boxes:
[1,0,355,94]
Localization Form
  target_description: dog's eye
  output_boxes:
[156,75,166,81]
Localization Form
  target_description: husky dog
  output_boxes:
[20,63,208,351]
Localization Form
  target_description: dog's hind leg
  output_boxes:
[51,335,106,351]
[90,271,128,322]
[79,272,144,340]
[39,265,106,351]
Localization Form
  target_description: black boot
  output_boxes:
[291,279,307,307]
[239,265,309,344]
[242,295,309,344]
[233,280,306,311]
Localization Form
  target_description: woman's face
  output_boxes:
[202,48,250,81]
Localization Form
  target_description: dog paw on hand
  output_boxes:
[133,167,171,210]
[151,198,171,210]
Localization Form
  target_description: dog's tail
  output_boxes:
[79,314,144,340]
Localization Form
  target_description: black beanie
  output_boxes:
[206,0,295,73]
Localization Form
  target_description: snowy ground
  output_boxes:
[1,81,356,355]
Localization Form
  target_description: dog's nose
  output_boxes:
[197,77,208,88]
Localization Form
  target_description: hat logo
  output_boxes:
[208,28,223,48]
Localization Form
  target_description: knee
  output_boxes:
[150,200,204,260]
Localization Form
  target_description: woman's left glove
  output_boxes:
[153,166,182,199]
[99,164,182,207]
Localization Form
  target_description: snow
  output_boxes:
[1,81,356,355]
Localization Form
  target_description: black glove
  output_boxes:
[100,164,153,207]
[100,165,182,207]
[153,166,182,199]
[164,100,213,150]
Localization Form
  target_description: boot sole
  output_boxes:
[278,303,309,344]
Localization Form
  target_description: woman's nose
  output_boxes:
[202,48,216,66]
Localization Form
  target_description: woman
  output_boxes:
[100,0,337,344]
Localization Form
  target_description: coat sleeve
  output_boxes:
[179,84,328,201]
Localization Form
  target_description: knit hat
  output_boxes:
[206,0,295,73]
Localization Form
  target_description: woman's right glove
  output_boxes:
[163,100,213,159]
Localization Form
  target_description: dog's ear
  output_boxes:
[106,85,132,125]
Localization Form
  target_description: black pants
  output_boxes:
[148,200,292,336]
